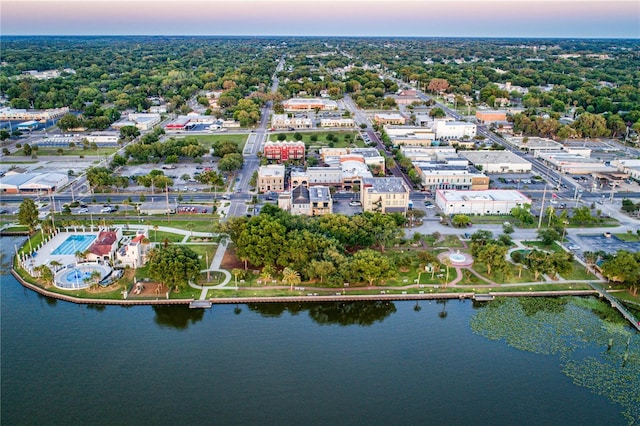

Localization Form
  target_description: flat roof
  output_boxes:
[439,189,531,203]
[363,177,408,193]
[459,151,531,164]
[258,164,285,177]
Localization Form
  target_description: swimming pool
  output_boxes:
[52,234,96,256]
[54,263,112,289]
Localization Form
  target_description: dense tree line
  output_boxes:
[222,206,406,286]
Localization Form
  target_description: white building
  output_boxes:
[612,159,640,181]
[115,232,151,269]
[536,151,612,174]
[433,120,477,140]
[400,146,457,162]
[436,189,532,215]
[280,185,333,216]
[112,113,161,131]
[459,151,532,173]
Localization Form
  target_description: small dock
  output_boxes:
[588,282,640,331]
[189,300,212,309]
[473,294,495,302]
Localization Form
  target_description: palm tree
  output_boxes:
[282,267,301,291]
[231,268,244,287]
[153,224,159,243]
[442,258,452,286]
[49,260,62,272]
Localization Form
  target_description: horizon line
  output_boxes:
[3,34,639,40]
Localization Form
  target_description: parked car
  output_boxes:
[349,201,362,207]
[78,208,89,214]
[100,207,113,213]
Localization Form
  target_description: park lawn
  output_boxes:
[471,215,536,228]
[3,224,29,232]
[487,283,593,293]
[614,232,640,242]
[558,261,598,281]
[150,230,184,243]
[168,286,200,300]
[568,219,619,228]
[422,234,463,248]
[268,130,362,147]
[186,244,219,269]
[114,218,218,233]
[522,240,562,252]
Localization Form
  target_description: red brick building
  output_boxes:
[263,141,305,162]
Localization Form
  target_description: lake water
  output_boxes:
[1,237,638,425]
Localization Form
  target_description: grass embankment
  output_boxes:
[614,232,640,242]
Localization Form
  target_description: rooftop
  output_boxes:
[363,177,408,193]
[459,150,531,164]
[438,189,531,203]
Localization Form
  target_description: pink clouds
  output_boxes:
[1,1,638,37]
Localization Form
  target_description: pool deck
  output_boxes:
[31,231,99,269]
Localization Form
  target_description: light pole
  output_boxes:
[561,220,569,242]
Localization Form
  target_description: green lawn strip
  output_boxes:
[18,231,45,256]
[30,147,118,157]
[613,233,640,242]
[3,224,29,232]
[609,290,640,305]
[470,215,535,228]
[568,219,619,228]
[522,240,562,252]
[149,230,184,243]
[168,287,201,300]
[113,218,218,233]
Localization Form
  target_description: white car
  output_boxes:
[349,201,362,207]
[425,204,435,209]
[78,208,89,214]
[100,207,112,213]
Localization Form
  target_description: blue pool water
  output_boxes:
[51,234,96,255]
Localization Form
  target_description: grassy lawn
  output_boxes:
[422,234,463,248]
[18,231,44,256]
[187,244,219,269]
[2,224,29,232]
[471,216,536,228]
[173,134,247,150]
[114,218,219,233]
[522,240,562,252]
[149,230,184,243]
[268,131,364,148]
[558,261,598,281]
[614,232,640,242]
[26,147,118,157]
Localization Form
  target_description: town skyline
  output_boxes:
[2,0,638,39]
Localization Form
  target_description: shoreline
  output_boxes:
[11,268,598,306]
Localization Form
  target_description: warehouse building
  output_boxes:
[459,151,532,173]
[436,189,531,215]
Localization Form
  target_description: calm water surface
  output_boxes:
[1,238,635,425]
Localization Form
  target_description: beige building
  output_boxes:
[257,165,285,192]
[271,114,312,129]
[361,177,411,214]
[475,110,508,124]
[319,118,355,127]
[374,113,406,126]
[283,98,338,111]
[116,231,151,269]
[416,166,489,191]
[505,136,562,153]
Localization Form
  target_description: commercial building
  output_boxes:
[282,98,338,111]
[436,189,532,215]
[433,120,477,140]
[416,165,489,191]
[459,151,532,173]
[271,114,312,129]
[361,177,411,214]
[86,229,122,263]
[319,118,355,128]
[112,113,161,131]
[320,147,384,168]
[263,141,305,162]
[374,113,406,126]
[16,121,40,131]
[612,159,640,181]
[0,172,68,194]
[535,151,612,174]
[475,110,508,124]
[0,106,69,121]
[504,136,562,153]
[279,185,333,216]
[300,167,343,187]
[257,165,285,192]
[400,146,457,162]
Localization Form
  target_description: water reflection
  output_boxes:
[248,301,397,326]
[153,305,205,329]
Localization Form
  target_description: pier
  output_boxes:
[587,282,640,331]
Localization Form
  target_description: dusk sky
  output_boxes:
[2,0,639,38]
